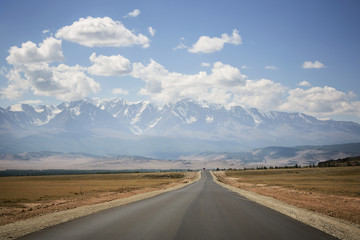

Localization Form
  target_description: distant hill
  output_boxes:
[1,143,359,170]
[318,156,360,167]
[177,142,360,167]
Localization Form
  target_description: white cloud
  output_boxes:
[297,81,311,87]
[124,9,141,18]
[0,66,6,75]
[88,53,132,76]
[129,58,360,119]
[148,26,156,36]
[32,64,100,100]
[173,38,188,51]
[112,88,129,95]
[241,65,250,69]
[131,60,246,104]
[173,42,188,51]
[42,29,50,35]
[130,59,359,118]
[6,37,64,65]
[21,99,42,105]
[302,61,326,69]
[279,86,360,117]
[232,79,287,110]
[210,62,246,87]
[1,63,100,101]
[55,16,150,48]
[130,60,290,111]
[2,37,99,101]
[188,29,242,54]
[265,65,279,70]
[0,68,29,100]
[201,62,210,67]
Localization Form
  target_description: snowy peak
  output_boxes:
[46,100,129,132]
[0,98,349,129]
[1,98,360,149]
[5,104,60,127]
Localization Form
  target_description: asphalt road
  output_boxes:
[20,171,338,240]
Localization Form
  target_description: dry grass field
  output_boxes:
[214,167,360,224]
[0,172,194,225]
[225,167,360,197]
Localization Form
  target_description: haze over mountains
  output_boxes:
[1,98,360,158]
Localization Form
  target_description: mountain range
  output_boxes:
[1,98,360,157]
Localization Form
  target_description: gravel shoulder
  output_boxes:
[211,171,360,240]
[0,171,201,240]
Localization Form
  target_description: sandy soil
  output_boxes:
[212,171,360,240]
[0,172,200,240]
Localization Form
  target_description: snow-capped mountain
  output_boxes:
[1,98,360,156]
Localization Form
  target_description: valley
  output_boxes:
[1,142,359,170]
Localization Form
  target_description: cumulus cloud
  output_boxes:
[55,16,150,48]
[279,86,360,117]
[232,79,287,110]
[50,64,100,100]
[124,9,141,18]
[297,81,311,87]
[265,65,279,70]
[6,37,64,65]
[148,26,156,36]
[0,68,29,100]
[302,61,326,69]
[129,59,360,118]
[131,60,246,104]
[1,63,100,101]
[188,29,242,54]
[2,37,101,101]
[210,62,246,87]
[112,88,129,95]
[130,60,291,111]
[201,62,210,67]
[88,53,132,76]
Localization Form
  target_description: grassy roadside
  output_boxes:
[224,167,360,197]
[0,171,196,226]
[213,167,360,225]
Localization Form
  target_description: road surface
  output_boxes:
[20,171,338,240]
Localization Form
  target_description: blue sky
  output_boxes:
[1,0,360,122]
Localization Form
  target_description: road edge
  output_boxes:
[210,171,360,240]
[0,171,201,240]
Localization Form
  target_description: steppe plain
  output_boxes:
[0,171,197,226]
[1,167,359,240]
[213,167,360,225]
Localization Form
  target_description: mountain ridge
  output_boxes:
[1,98,360,156]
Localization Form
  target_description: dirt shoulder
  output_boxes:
[212,171,360,240]
[0,171,201,240]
